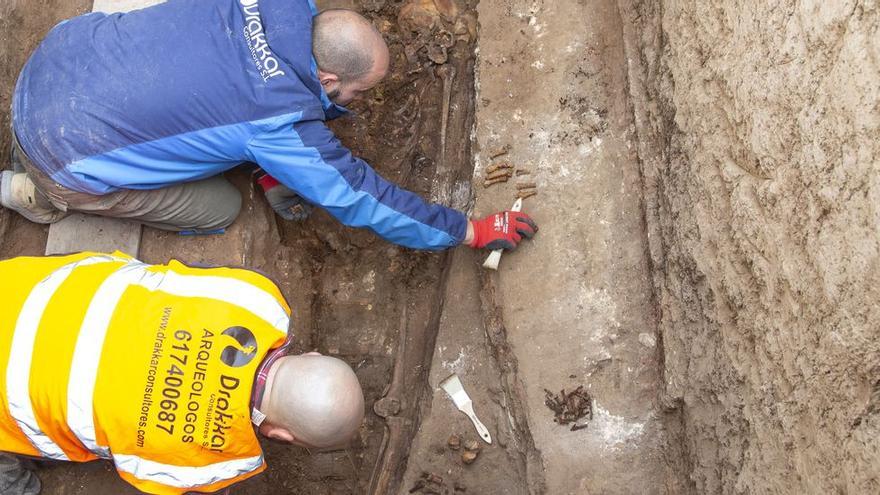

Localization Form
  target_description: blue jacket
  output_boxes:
[12,0,467,250]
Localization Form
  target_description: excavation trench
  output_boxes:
[4,0,876,493]
[0,0,487,493]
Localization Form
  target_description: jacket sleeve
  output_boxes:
[246,119,468,250]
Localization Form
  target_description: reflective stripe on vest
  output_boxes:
[6,255,124,460]
[66,262,289,462]
[142,271,290,334]
[68,261,149,458]
[3,253,286,491]
[113,453,264,488]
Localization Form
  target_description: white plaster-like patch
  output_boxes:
[578,285,620,340]
[591,403,645,448]
[334,281,354,302]
[362,270,376,293]
[577,143,595,156]
[442,347,469,374]
[638,332,657,348]
[565,42,583,54]
[451,180,472,211]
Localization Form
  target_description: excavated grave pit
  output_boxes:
[5,1,876,494]
[0,0,479,493]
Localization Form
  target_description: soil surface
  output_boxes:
[620,0,880,493]
[403,0,689,493]
[1,0,478,494]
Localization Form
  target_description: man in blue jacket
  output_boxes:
[1,0,537,252]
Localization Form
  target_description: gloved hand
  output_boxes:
[255,172,313,221]
[468,211,538,250]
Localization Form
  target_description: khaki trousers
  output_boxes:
[12,132,242,232]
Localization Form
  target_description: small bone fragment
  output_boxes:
[437,65,456,170]
[461,450,479,464]
[489,145,510,159]
[517,190,538,199]
[485,162,513,174]
[463,439,480,452]
[486,169,513,180]
[516,182,537,189]
[483,177,509,187]
[515,169,531,176]
[447,434,461,450]
[425,473,443,485]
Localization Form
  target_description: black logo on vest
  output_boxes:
[219,326,258,368]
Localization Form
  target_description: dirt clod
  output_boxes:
[543,386,593,431]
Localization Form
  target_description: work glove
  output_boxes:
[468,211,538,250]
[255,171,313,222]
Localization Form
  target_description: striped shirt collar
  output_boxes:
[250,335,294,425]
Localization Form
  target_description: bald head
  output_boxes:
[312,9,389,105]
[261,355,364,449]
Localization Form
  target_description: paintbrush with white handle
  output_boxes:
[440,374,492,444]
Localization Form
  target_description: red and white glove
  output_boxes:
[468,211,538,250]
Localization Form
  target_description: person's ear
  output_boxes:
[316,69,339,88]
[259,422,295,443]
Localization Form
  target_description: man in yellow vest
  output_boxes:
[0,252,365,494]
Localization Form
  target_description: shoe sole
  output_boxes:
[0,171,14,209]
[0,170,60,224]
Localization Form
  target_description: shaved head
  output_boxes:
[312,9,389,105]
[261,355,364,449]
[313,9,389,83]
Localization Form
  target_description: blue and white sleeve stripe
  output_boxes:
[247,120,467,250]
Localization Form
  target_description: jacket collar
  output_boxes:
[258,0,349,120]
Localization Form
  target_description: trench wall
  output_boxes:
[621,0,880,493]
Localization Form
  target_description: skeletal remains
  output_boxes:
[543,386,593,431]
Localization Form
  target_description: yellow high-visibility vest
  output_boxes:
[0,252,290,494]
